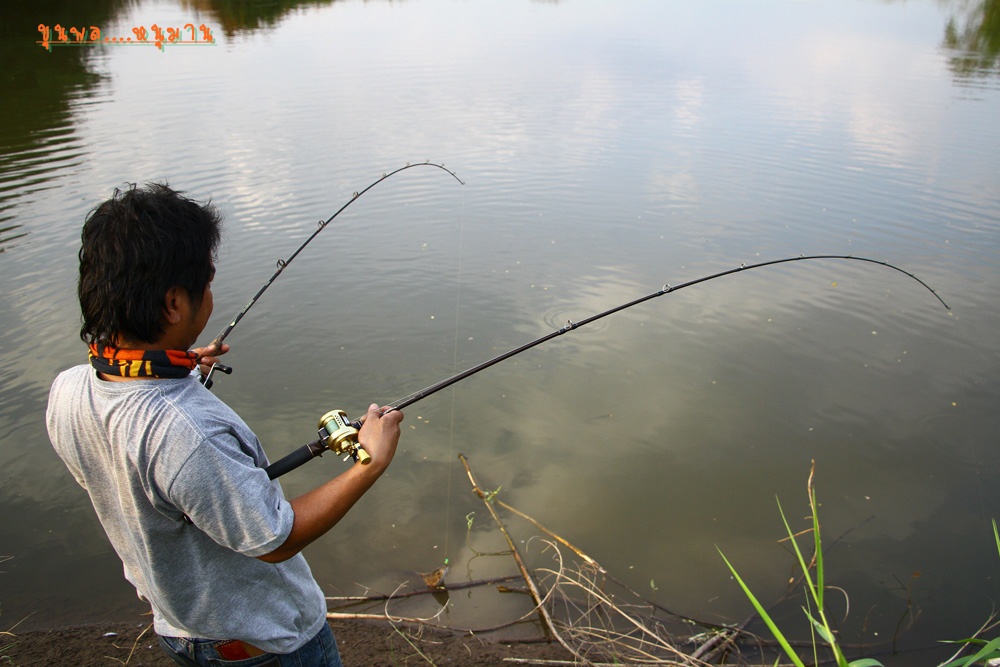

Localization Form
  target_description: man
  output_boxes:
[46,183,403,666]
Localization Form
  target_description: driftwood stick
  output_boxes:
[494,497,604,573]
[496,492,733,660]
[328,593,571,636]
[501,661,654,666]
[460,453,591,665]
[326,575,522,604]
[326,612,438,623]
[497,495,722,633]
[501,661,639,666]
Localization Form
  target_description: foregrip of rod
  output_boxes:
[265,439,326,480]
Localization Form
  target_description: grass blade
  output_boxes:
[718,547,807,667]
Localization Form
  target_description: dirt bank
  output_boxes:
[5,618,570,666]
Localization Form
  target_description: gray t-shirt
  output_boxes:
[46,365,327,654]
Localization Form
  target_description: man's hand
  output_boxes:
[193,342,230,377]
[357,404,403,472]
[257,403,404,564]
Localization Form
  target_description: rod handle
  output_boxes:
[265,440,325,479]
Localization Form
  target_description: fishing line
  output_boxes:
[200,162,465,388]
[442,182,468,573]
[264,253,950,479]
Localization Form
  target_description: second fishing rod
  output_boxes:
[263,254,949,479]
[199,161,464,389]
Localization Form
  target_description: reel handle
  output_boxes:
[200,362,233,390]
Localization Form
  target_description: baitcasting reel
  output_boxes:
[318,409,371,465]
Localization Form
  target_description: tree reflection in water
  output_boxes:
[943,0,1000,77]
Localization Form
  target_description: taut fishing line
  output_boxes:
[441,182,468,576]
[263,254,949,479]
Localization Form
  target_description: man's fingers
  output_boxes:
[194,342,230,359]
[360,404,403,425]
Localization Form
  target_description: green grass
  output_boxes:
[1,556,15,663]
[936,519,1000,667]
[719,470,1000,667]
[718,467,883,667]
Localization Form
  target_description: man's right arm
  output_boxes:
[257,404,403,563]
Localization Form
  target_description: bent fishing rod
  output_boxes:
[199,162,464,388]
[263,254,949,479]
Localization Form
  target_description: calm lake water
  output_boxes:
[2,0,999,661]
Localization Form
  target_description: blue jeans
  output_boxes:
[158,623,343,667]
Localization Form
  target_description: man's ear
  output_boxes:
[163,286,187,325]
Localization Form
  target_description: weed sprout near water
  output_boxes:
[719,465,884,667]
[720,467,1000,667]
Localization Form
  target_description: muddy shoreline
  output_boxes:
[5,617,570,666]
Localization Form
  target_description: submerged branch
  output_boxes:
[460,453,591,665]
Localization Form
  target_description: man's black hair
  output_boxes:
[78,182,222,346]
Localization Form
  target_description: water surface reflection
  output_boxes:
[0,1,998,664]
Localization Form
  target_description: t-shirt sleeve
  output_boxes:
[165,434,295,558]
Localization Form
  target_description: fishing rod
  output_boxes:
[263,254,949,479]
[200,162,465,388]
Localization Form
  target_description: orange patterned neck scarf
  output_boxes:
[88,343,198,379]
